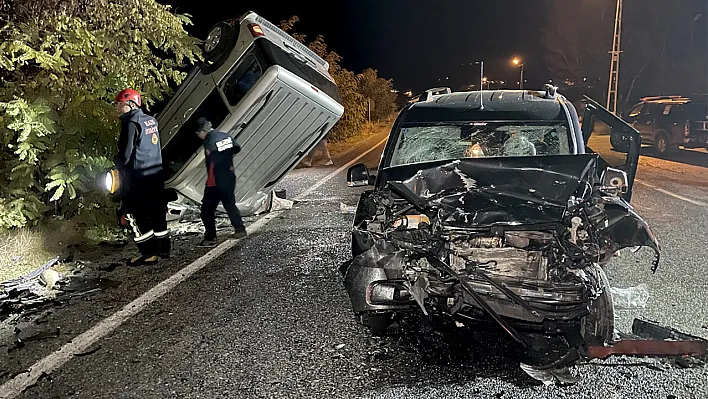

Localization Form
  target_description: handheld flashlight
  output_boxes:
[103,169,121,194]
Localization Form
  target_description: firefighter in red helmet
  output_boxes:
[114,88,170,265]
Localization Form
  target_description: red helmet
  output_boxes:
[115,88,142,107]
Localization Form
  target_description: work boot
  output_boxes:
[129,237,159,266]
[197,238,218,248]
[231,229,248,240]
[127,254,159,266]
[156,235,171,258]
[323,159,334,166]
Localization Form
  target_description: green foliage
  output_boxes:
[280,17,395,142]
[0,0,201,228]
[357,68,397,122]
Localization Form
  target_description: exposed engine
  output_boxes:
[343,157,661,351]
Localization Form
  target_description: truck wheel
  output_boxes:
[582,267,615,346]
[654,131,675,154]
[203,22,237,63]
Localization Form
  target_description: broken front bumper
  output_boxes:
[342,257,589,324]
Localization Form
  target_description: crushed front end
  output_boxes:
[340,155,661,365]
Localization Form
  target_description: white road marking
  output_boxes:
[294,136,388,201]
[635,178,708,207]
[0,139,386,398]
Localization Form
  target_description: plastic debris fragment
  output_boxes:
[610,283,650,309]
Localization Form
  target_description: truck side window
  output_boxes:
[222,53,264,106]
[628,104,643,117]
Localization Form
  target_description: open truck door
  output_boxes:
[581,96,642,202]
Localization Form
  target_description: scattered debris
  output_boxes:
[339,202,357,214]
[38,372,52,382]
[271,195,294,211]
[62,278,121,296]
[9,339,25,352]
[335,343,346,350]
[520,364,579,386]
[40,269,61,290]
[610,284,650,309]
[1,258,61,319]
[23,327,61,342]
[587,318,708,360]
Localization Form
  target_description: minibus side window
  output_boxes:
[222,53,264,106]
[162,89,230,179]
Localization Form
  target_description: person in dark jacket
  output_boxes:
[194,117,247,247]
[114,88,170,265]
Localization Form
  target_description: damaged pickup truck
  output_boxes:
[341,86,669,370]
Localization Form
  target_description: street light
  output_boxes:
[512,57,525,90]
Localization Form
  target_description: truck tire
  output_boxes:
[654,131,677,154]
[203,22,237,63]
[582,267,615,346]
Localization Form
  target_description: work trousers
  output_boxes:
[122,174,170,257]
[201,182,245,241]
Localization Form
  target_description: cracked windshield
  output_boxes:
[390,122,571,166]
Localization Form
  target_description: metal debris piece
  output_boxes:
[520,363,579,386]
[587,318,708,360]
[1,258,61,319]
[2,257,59,288]
[632,318,705,342]
[587,340,708,359]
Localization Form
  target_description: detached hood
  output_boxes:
[385,155,600,227]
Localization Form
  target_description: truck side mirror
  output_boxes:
[347,163,370,187]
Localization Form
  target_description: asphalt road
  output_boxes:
[2,129,708,398]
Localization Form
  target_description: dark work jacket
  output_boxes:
[203,130,241,189]
[114,109,163,182]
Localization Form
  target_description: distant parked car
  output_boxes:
[156,11,344,216]
[613,95,708,154]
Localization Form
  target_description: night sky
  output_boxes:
[162,1,551,93]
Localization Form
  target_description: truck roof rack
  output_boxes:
[640,95,691,104]
[543,84,558,99]
[421,87,452,102]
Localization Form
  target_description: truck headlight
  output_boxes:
[103,169,120,194]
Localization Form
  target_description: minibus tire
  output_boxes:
[203,22,237,63]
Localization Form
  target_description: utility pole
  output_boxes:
[476,61,484,109]
[519,64,524,90]
[512,58,525,90]
[607,0,623,115]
